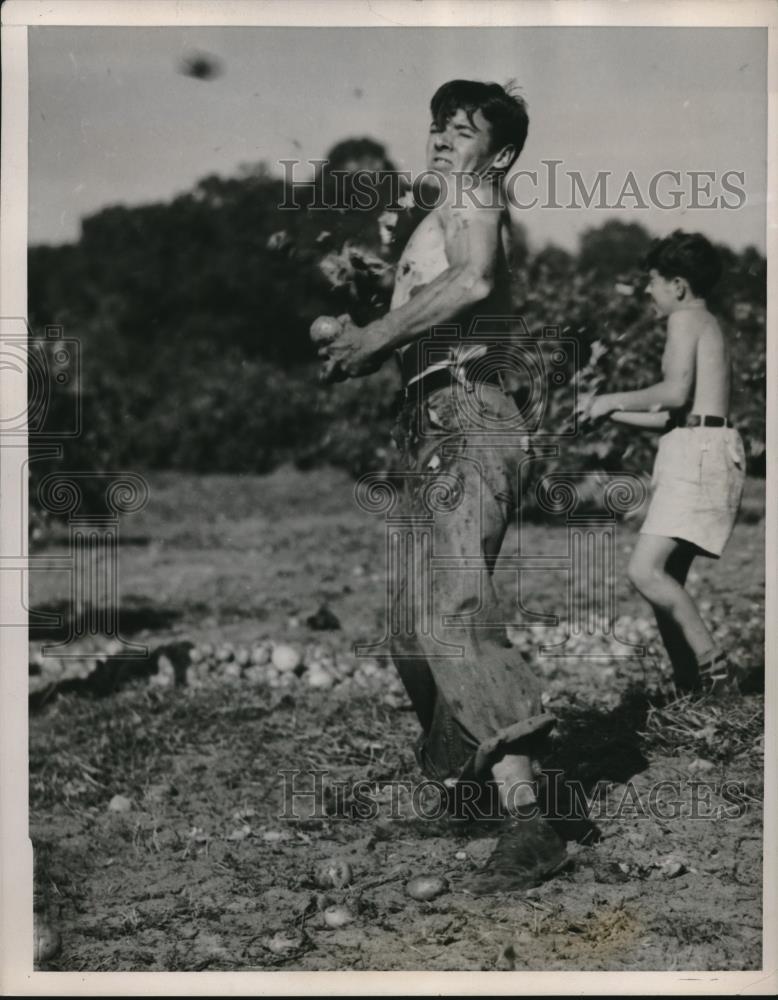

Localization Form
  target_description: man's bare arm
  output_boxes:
[311,196,504,381]
[370,203,502,353]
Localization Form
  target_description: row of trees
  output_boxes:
[28,140,766,526]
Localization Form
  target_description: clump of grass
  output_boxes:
[639,693,764,764]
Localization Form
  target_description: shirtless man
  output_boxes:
[312,80,567,893]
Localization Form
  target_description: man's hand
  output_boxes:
[310,314,387,384]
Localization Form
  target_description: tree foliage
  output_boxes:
[28,151,766,528]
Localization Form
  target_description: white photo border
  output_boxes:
[1,0,775,995]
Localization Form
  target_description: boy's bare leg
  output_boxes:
[652,543,702,691]
[628,534,715,690]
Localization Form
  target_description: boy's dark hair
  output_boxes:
[430,79,529,166]
[643,229,722,298]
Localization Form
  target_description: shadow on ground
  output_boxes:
[29,600,181,640]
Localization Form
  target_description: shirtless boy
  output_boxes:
[586,230,746,695]
[312,80,568,894]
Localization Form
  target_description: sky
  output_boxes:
[28,26,767,252]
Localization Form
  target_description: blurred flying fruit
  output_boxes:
[178,51,223,81]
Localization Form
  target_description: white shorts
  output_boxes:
[640,426,746,557]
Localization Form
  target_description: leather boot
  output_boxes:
[459,805,568,895]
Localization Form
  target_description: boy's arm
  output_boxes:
[605,313,698,411]
[313,201,501,380]
[608,410,672,429]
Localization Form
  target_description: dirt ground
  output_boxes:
[29,467,766,972]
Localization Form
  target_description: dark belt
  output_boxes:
[675,413,734,428]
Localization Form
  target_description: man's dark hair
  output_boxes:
[643,229,722,298]
[430,79,529,166]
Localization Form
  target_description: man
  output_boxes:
[311,80,567,894]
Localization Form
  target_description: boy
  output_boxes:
[586,230,746,695]
[312,80,571,894]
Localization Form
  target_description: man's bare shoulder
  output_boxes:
[439,195,506,264]
[399,207,443,249]
[441,183,505,225]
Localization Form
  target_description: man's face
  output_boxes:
[426,106,498,177]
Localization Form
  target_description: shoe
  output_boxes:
[459,807,568,896]
[536,769,602,845]
[697,652,738,698]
